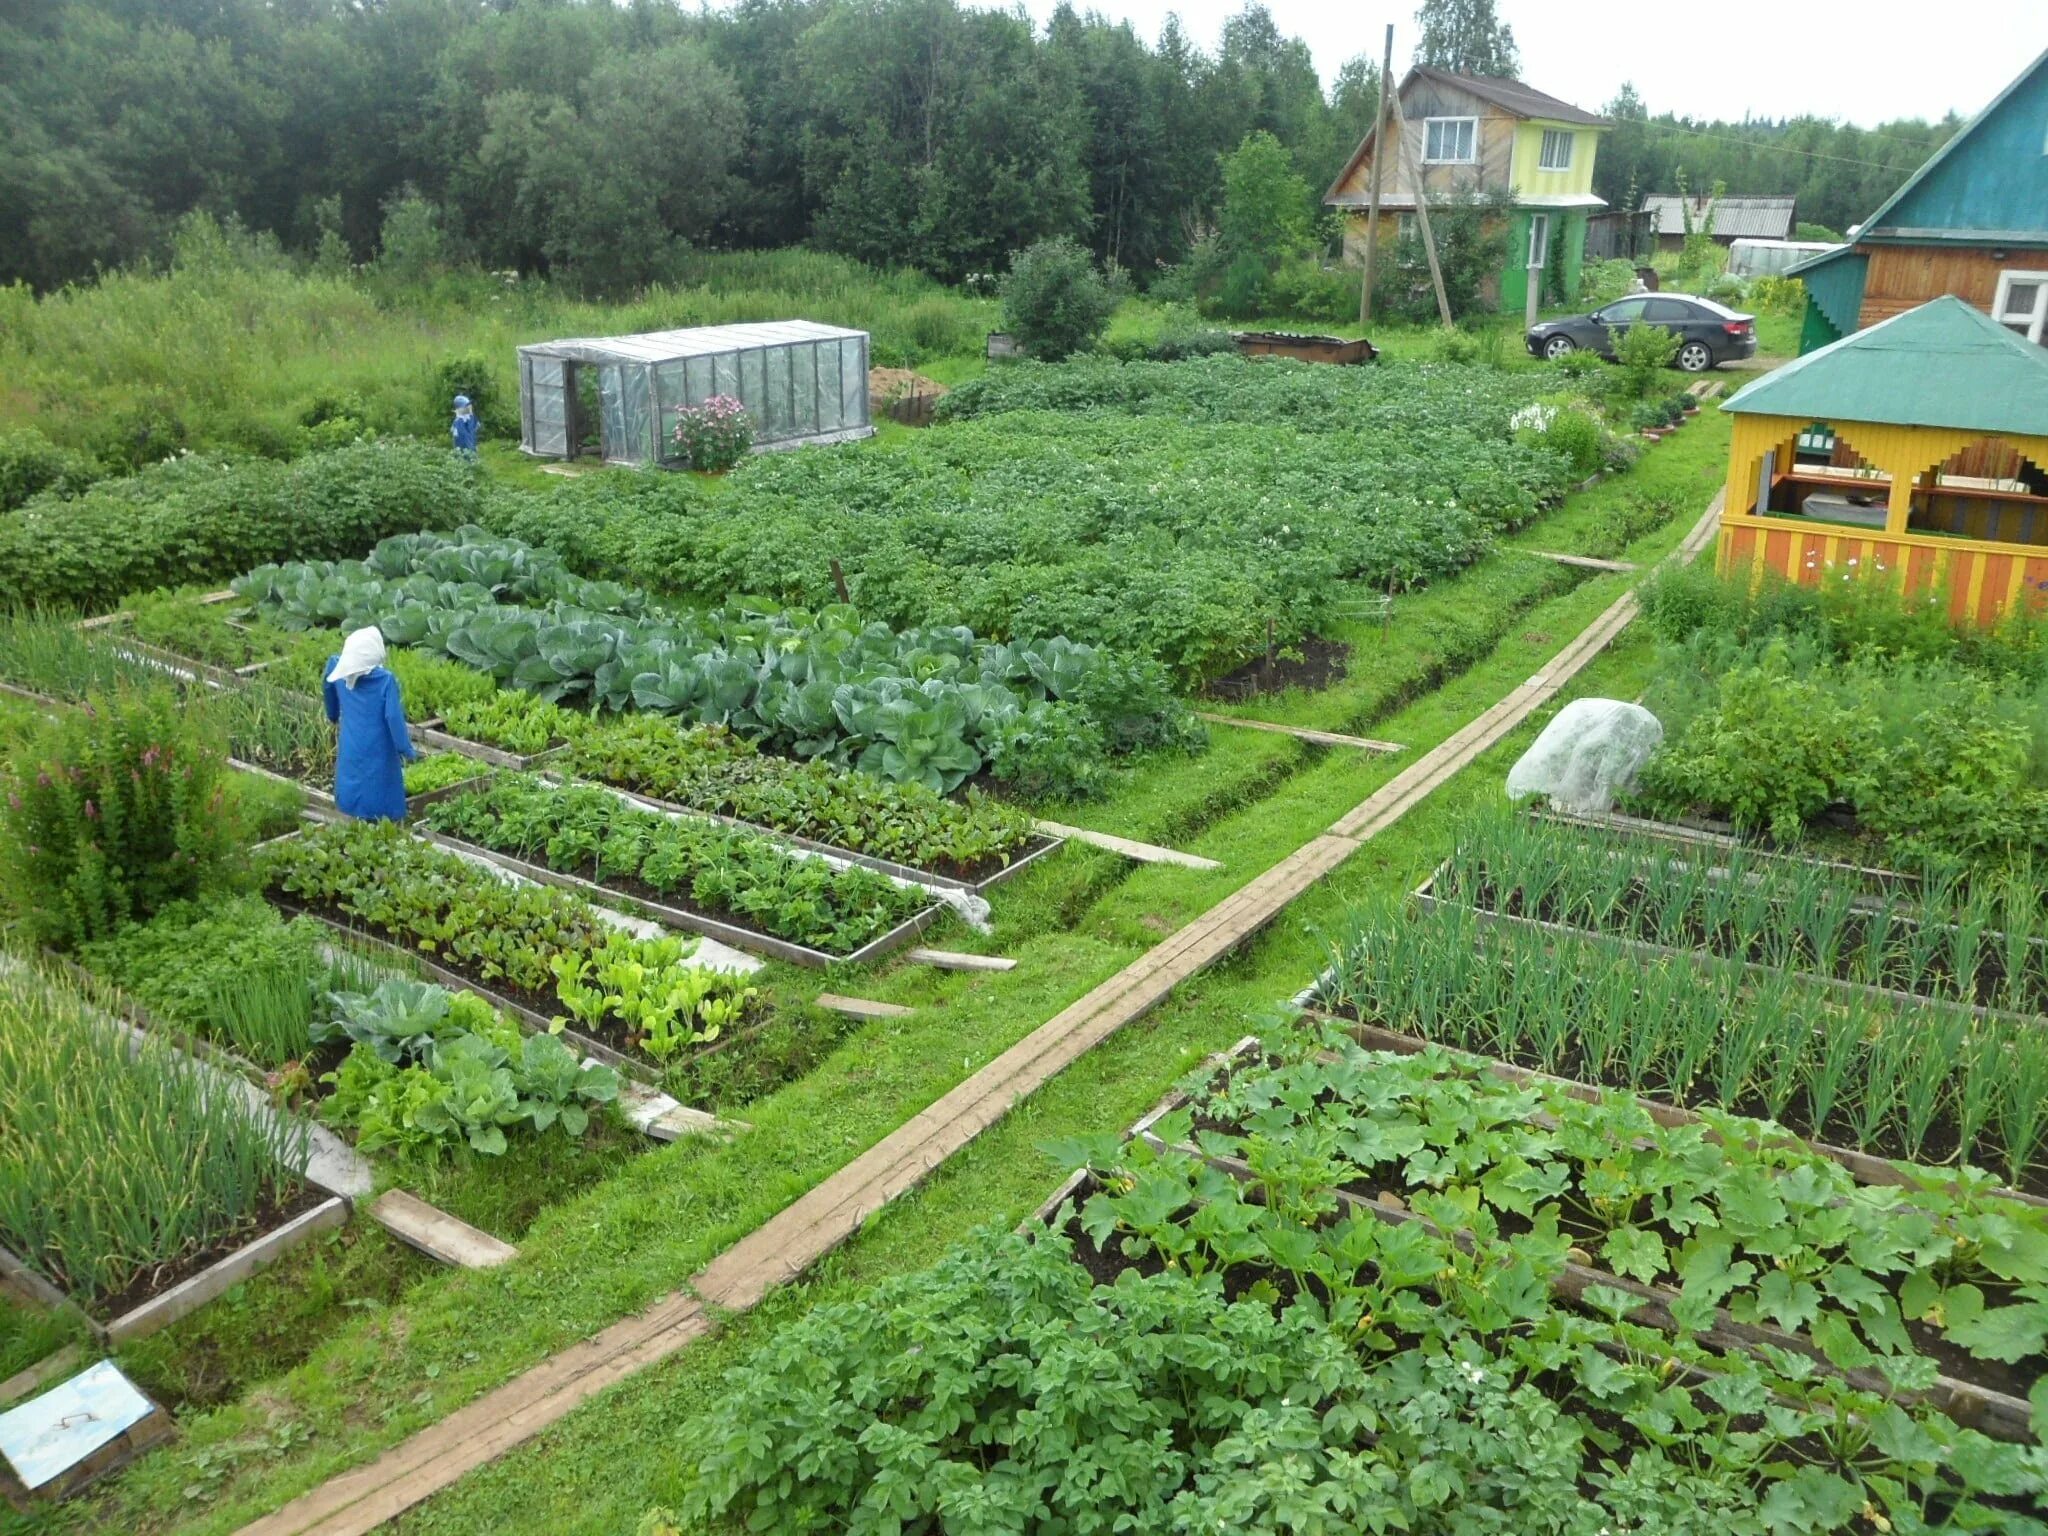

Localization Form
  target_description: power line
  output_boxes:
[1628,119,1953,176]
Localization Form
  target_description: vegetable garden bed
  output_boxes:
[409,774,946,967]
[1419,813,2048,1018]
[1131,1036,2044,1440]
[1316,895,2048,1195]
[255,821,777,1090]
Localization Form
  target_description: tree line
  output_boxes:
[0,0,1964,298]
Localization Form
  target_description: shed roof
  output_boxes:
[1720,296,2048,437]
[519,320,866,365]
[1852,44,2048,244]
[1407,67,1608,126]
[1642,195,1796,239]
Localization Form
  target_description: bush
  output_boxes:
[1512,402,1608,481]
[1431,328,1479,365]
[1263,258,1356,323]
[0,690,245,948]
[0,429,96,512]
[429,352,515,440]
[1000,238,1117,361]
[1551,350,1605,382]
[0,440,480,612]
[1611,321,1679,399]
[669,396,753,472]
[1578,258,1637,306]
[1748,275,1805,316]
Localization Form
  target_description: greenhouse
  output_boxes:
[517,320,873,466]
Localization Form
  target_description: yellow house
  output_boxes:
[1718,296,2048,626]
[1324,67,1609,312]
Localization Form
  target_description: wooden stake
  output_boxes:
[1387,87,1453,328]
[1358,24,1394,327]
[829,559,851,605]
[1265,618,1276,668]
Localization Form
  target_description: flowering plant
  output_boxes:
[0,690,242,947]
[671,395,753,473]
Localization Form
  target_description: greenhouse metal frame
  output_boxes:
[517,320,872,467]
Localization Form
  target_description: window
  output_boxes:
[1644,298,1693,322]
[1993,270,2048,344]
[1527,213,1550,269]
[1538,129,1573,171]
[1598,297,1650,326]
[1423,117,1477,164]
[1396,212,1417,243]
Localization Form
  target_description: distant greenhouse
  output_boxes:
[517,320,873,467]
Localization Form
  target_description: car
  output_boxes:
[1526,294,1757,372]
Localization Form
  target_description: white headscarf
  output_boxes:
[327,626,388,690]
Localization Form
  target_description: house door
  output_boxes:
[523,356,570,457]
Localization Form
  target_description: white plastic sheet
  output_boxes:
[1506,698,1663,815]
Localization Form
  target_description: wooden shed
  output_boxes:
[1716,296,2048,626]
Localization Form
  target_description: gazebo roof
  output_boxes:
[1720,296,2048,438]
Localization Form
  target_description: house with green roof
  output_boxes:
[1717,296,2048,627]
[1791,46,2048,354]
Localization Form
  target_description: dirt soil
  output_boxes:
[868,368,948,410]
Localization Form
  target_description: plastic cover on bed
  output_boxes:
[1505,698,1664,815]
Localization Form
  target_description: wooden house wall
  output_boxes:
[1858,244,2022,326]
[1329,79,1516,207]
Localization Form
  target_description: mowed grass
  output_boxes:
[67,458,1706,1533]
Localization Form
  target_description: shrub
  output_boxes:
[0,440,480,612]
[1748,275,1805,316]
[0,690,245,948]
[1000,238,1117,361]
[1431,328,1479,365]
[0,429,97,512]
[1610,320,1679,398]
[1511,402,1608,481]
[1551,349,1605,382]
[670,396,753,472]
[429,352,515,440]
[1263,258,1355,323]
[1578,258,1637,306]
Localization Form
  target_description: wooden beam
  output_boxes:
[369,1192,517,1270]
[1194,712,1403,753]
[1032,820,1222,871]
[105,1198,349,1345]
[1514,550,1638,573]
[0,1346,85,1411]
[814,994,914,1020]
[905,948,1017,973]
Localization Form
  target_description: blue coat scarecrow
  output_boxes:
[451,394,479,456]
[323,626,417,822]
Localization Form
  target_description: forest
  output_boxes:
[2,0,1958,297]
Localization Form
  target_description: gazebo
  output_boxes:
[1716,296,2048,625]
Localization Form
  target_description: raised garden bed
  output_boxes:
[1128,1038,2043,1442]
[1418,830,2048,1019]
[0,1194,346,1349]
[410,775,946,967]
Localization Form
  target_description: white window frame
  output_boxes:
[1422,116,1477,165]
[1396,212,1417,243]
[1527,212,1550,269]
[1538,129,1573,171]
[1993,269,2048,344]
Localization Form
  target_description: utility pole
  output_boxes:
[1357,24,1393,327]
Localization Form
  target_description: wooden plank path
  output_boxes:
[231,492,1724,1536]
[1194,712,1403,753]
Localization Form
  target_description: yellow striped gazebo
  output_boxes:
[1717,296,2048,625]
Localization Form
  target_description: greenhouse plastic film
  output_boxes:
[1505,698,1663,815]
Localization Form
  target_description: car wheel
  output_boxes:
[1543,335,1576,361]
[1676,340,1713,372]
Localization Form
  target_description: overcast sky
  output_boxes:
[990,0,2043,127]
